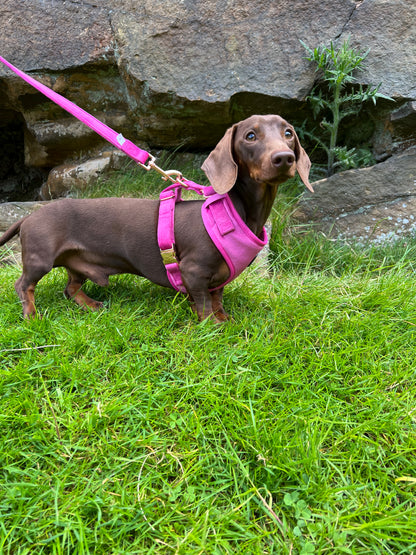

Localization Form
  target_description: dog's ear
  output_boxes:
[293,131,314,193]
[201,126,238,194]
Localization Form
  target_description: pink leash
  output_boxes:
[0,56,151,166]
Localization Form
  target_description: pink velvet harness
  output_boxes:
[157,180,268,293]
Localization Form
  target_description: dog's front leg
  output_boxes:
[180,256,229,323]
[186,288,217,322]
[181,273,220,322]
[210,288,229,322]
[186,289,229,323]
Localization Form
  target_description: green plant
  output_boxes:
[301,39,392,177]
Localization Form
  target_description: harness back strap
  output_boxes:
[157,180,209,293]
[157,185,184,291]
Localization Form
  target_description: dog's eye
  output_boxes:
[285,129,293,138]
[245,131,256,142]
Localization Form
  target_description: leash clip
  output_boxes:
[137,154,157,171]
[138,156,187,186]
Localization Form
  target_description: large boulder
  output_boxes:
[111,0,355,146]
[343,0,415,100]
[294,147,416,243]
[0,0,415,210]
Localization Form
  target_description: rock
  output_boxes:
[294,147,416,243]
[339,0,416,100]
[111,0,354,146]
[1,0,413,154]
[390,101,416,152]
[39,151,123,199]
[325,198,416,245]
[0,0,415,212]
[0,1,114,72]
[0,201,47,233]
[0,201,48,265]
[0,0,126,184]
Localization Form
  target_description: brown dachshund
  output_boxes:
[0,115,313,321]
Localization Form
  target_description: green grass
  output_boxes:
[71,152,208,200]
[1,167,416,553]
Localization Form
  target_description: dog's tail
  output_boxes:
[0,217,27,246]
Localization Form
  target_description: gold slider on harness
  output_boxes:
[160,247,177,266]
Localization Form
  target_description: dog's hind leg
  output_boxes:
[15,275,39,319]
[64,269,104,311]
[14,258,52,318]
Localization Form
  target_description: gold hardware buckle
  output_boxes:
[160,247,177,265]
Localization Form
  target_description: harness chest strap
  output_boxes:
[157,181,268,293]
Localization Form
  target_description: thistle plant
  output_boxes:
[301,39,392,177]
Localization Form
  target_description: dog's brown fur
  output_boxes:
[0,115,312,321]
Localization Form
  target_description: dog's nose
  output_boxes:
[271,151,295,169]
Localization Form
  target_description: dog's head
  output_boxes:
[202,114,313,194]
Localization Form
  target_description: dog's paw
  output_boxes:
[86,300,104,311]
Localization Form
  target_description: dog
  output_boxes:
[0,115,313,322]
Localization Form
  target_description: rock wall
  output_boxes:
[294,147,416,243]
[0,0,415,241]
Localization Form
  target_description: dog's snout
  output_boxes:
[271,151,295,169]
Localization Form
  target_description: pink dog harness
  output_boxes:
[158,180,268,293]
